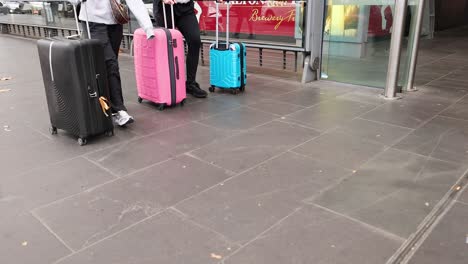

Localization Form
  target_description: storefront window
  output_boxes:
[0,1,303,45]
[196,0,304,45]
[0,1,76,27]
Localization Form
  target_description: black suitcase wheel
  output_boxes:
[78,138,87,146]
[240,85,245,92]
[180,99,186,107]
[137,97,143,103]
[49,126,58,135]
[209,86,215,93]
[158,104,166,111]
[105,130,114,137]
[231,89,239,95]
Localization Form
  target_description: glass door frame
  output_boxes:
[302,0,426,97]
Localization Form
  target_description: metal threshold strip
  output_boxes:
[386,171,468,264]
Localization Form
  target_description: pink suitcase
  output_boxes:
[134,5,186,110]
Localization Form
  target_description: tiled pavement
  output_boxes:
[1,26,468,264]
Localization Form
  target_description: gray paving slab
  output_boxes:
[336,89,389,106]
[1,25,468,264]
[0,121,49,149]
[156,97,242,123]
[191,121,319,173]
[248,99,305,116]
[312,149,427,213]
[335,118,413,146]
[408,202,468,264]
[285,99,376,131]
[176,152,350,244]
[197,107,277,133]
[459,187,468,204]
[270,87,339,107]
[2,157,115,212]
[293,130,387,170]
[224,205,402,264]
[427,78,468,89]
[361,96,452,129]
[0,212,71,264]
[349,159,467,238]
[0,134,106,177]
[394,116,468,164]
[417,84,468,102]
[414,70,446,84]
[445,69,468,82]
[55,211,238,264]
[417,64,456,75]
[312,148,467,238]
[34,155,231,251]
[86,122,229,177]
[248,78,303,96]
[440,96,468,121]
[212,89,277,106]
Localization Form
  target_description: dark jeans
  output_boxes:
[155,2,201,84]
[235,10,253,34]
[82,22,126,112]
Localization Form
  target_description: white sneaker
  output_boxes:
[112,110,134,127]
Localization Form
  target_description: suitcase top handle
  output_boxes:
[215,0,230,50]
[162,2,175,30]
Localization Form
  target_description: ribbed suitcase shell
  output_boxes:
[37,38,113,142]
[134,28,186,108]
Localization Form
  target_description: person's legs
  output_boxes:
[175,12,207,98]
[105,24,127,113]
[108,24,123,60]
[176,13,200,84]
[247,17,254,38]
[106,24,133,125]
[234,10,242,37]
[84,22,132,126]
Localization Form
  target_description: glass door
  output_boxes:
[398,0,424,89]
[321,0,397,88]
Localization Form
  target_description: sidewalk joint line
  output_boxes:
[311,203,406,243]
[31,211,76,254]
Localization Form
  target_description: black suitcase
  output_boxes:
[37,6,114,146]
[37,38,114,146]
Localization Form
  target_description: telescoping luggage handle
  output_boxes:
[162,2,176,30]
[71,0,91,39]
[215,0,230,50]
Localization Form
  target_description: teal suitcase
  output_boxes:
[209,1,247,94]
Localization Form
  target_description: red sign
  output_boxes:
[194,1,298,37]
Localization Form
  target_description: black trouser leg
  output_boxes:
[106,24,125,112]
[175,13,201,84]
[85,22,126,112]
